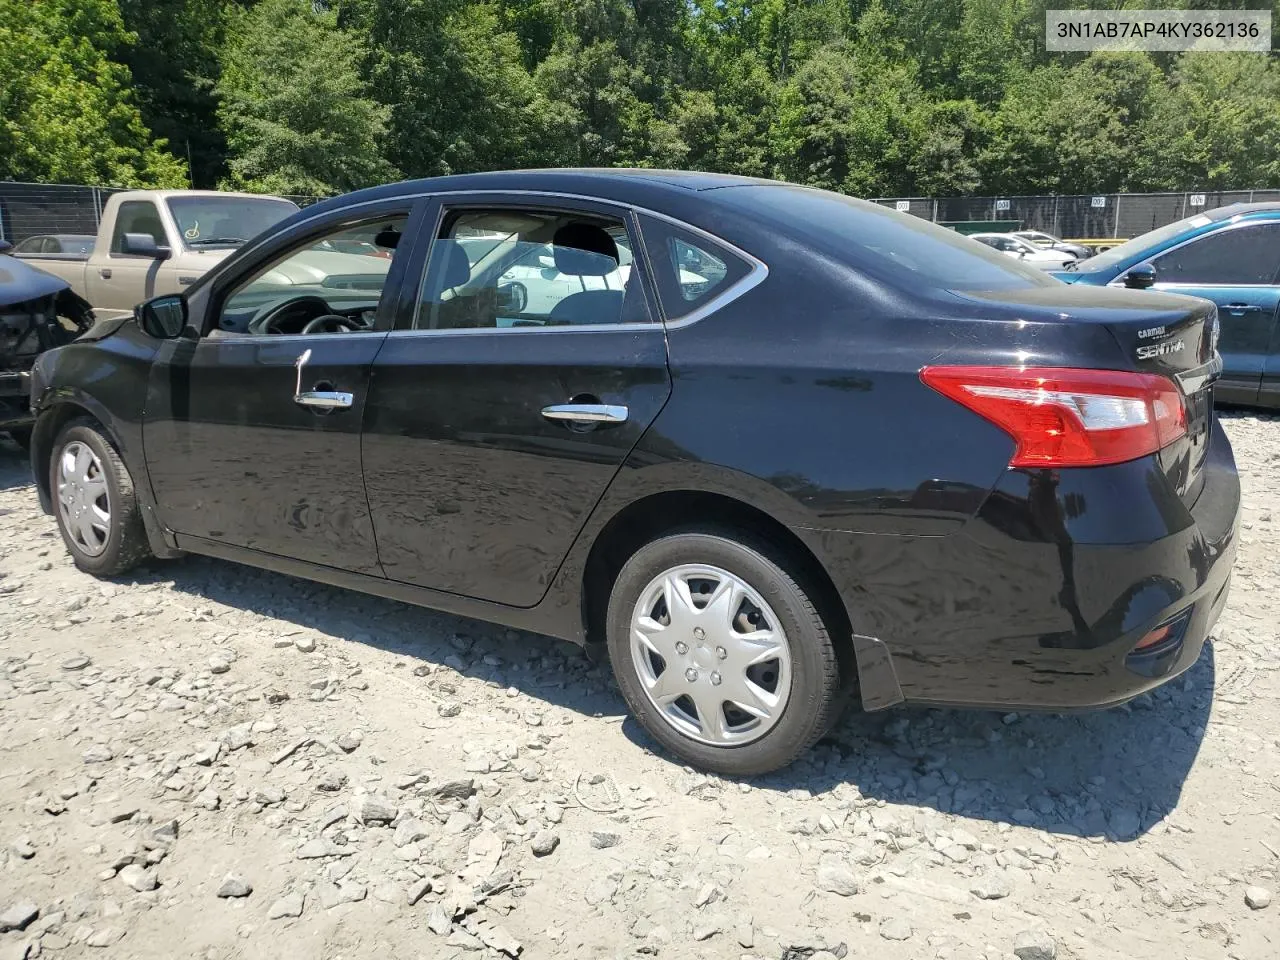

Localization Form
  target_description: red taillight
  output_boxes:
[920,365,1186,468]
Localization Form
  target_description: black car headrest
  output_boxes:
[553,223,619,276]
[374,226,402,250]
[422,239,470,298]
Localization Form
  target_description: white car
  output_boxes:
[970,233,1077,271]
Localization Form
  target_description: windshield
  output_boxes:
[166,196,299,249]
[1073,212,1213,274]
[717,185,1056,291]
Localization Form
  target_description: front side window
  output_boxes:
[111,201,166,254]
[1152,223,1280,285]
[215,216,407,335]
[416,208,650,330]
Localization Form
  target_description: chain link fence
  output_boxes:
[0,183,323,245]
[873,189,1280,241]
[5,181,1280,246]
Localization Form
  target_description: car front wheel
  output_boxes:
[50,418,152,576]
[606,528,842,775]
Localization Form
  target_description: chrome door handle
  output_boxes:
[1224,303,1262,314]
[295,391,353,410]
[541,403,628,424]
[99,268,112,279]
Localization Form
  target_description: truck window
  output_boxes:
[110,202,166,254]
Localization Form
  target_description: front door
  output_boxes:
[143,204,419,574]
[362,195,672,606]
[1150,220,1280,404]
[86,199,170,319]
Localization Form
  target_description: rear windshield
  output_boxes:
[715,185,1058,291]
[166,196,299,250]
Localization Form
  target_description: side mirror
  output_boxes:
[122,232,171,259]
[0,239,11,255]
[538,254,556,269]
[1018,250,1027,259]
[136,294,187,339]
[1123,262,1157,289]
[496,280,527,314]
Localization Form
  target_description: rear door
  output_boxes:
[362,193,671,606]
[1148,220,1280,405]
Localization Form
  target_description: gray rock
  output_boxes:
[209,656,231,674]
[407,878,433,906]
[530,830,560,857]
[692,919,722,941]
[296,838,351,860]
[253,786,286,806]
[318,882,366,909]
[438,702,462,718]
[1014,929,1057,960]
[1245,886,1272,910]
[118,864,159,892]
[816,856,859,897]
[336,732,362,753]
[216,874,253,898]
[85,926,125,947]
[0,901,39,933]
[61,655,91,671]
[971,870,1013,900]
[427,902,452,936]
[880,918,913,941]
[1108,808,1142,838]
[433,778,476,801]
[315,771,347,792]
[294,637,316,653]
[82,745,113,764]
[193,789,221,811]
[267,892,305,919]
[11,837,36,859]
[393,818,428,848]
[589,831,621,849]
[352,795,398,825]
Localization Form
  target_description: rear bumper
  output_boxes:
[815,418,1240,711]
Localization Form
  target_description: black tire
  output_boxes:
[49,418,152,576]
[605,527,842,776]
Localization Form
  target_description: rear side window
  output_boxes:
[639,215,751,319]
[1152,223,1280,285]
[713,184,1058,291]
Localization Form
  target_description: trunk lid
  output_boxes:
[949,285,1220,506]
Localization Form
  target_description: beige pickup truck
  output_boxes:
[15,190,302,320]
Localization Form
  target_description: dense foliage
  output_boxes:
[2,0,1279,196]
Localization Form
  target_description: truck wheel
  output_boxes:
[50,418,152,576]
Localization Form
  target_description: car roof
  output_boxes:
[1203,201,1280,221]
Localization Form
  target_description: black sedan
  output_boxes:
[26,171,1239,775]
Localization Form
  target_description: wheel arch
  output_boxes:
[579,488,859,690]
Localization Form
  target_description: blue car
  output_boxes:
[1054,202,1280,408]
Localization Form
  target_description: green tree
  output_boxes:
[117,0,228,187]
[217,0,396,195]
[1143,53,1280,189]
[0,0,187,186]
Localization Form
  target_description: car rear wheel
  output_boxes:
[51,419,152,576]
[605,528,842,775]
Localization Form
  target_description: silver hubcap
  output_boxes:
[630,564,792,746]
[57,441,111,557]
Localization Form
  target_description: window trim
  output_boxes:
[109,200,166,259]
[199,202,421,338]
[1107,218,1280,288]
[401,195,660,335]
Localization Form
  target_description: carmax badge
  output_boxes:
[1136,338,1186,361]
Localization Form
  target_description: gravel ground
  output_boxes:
[1,412,1277,960]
